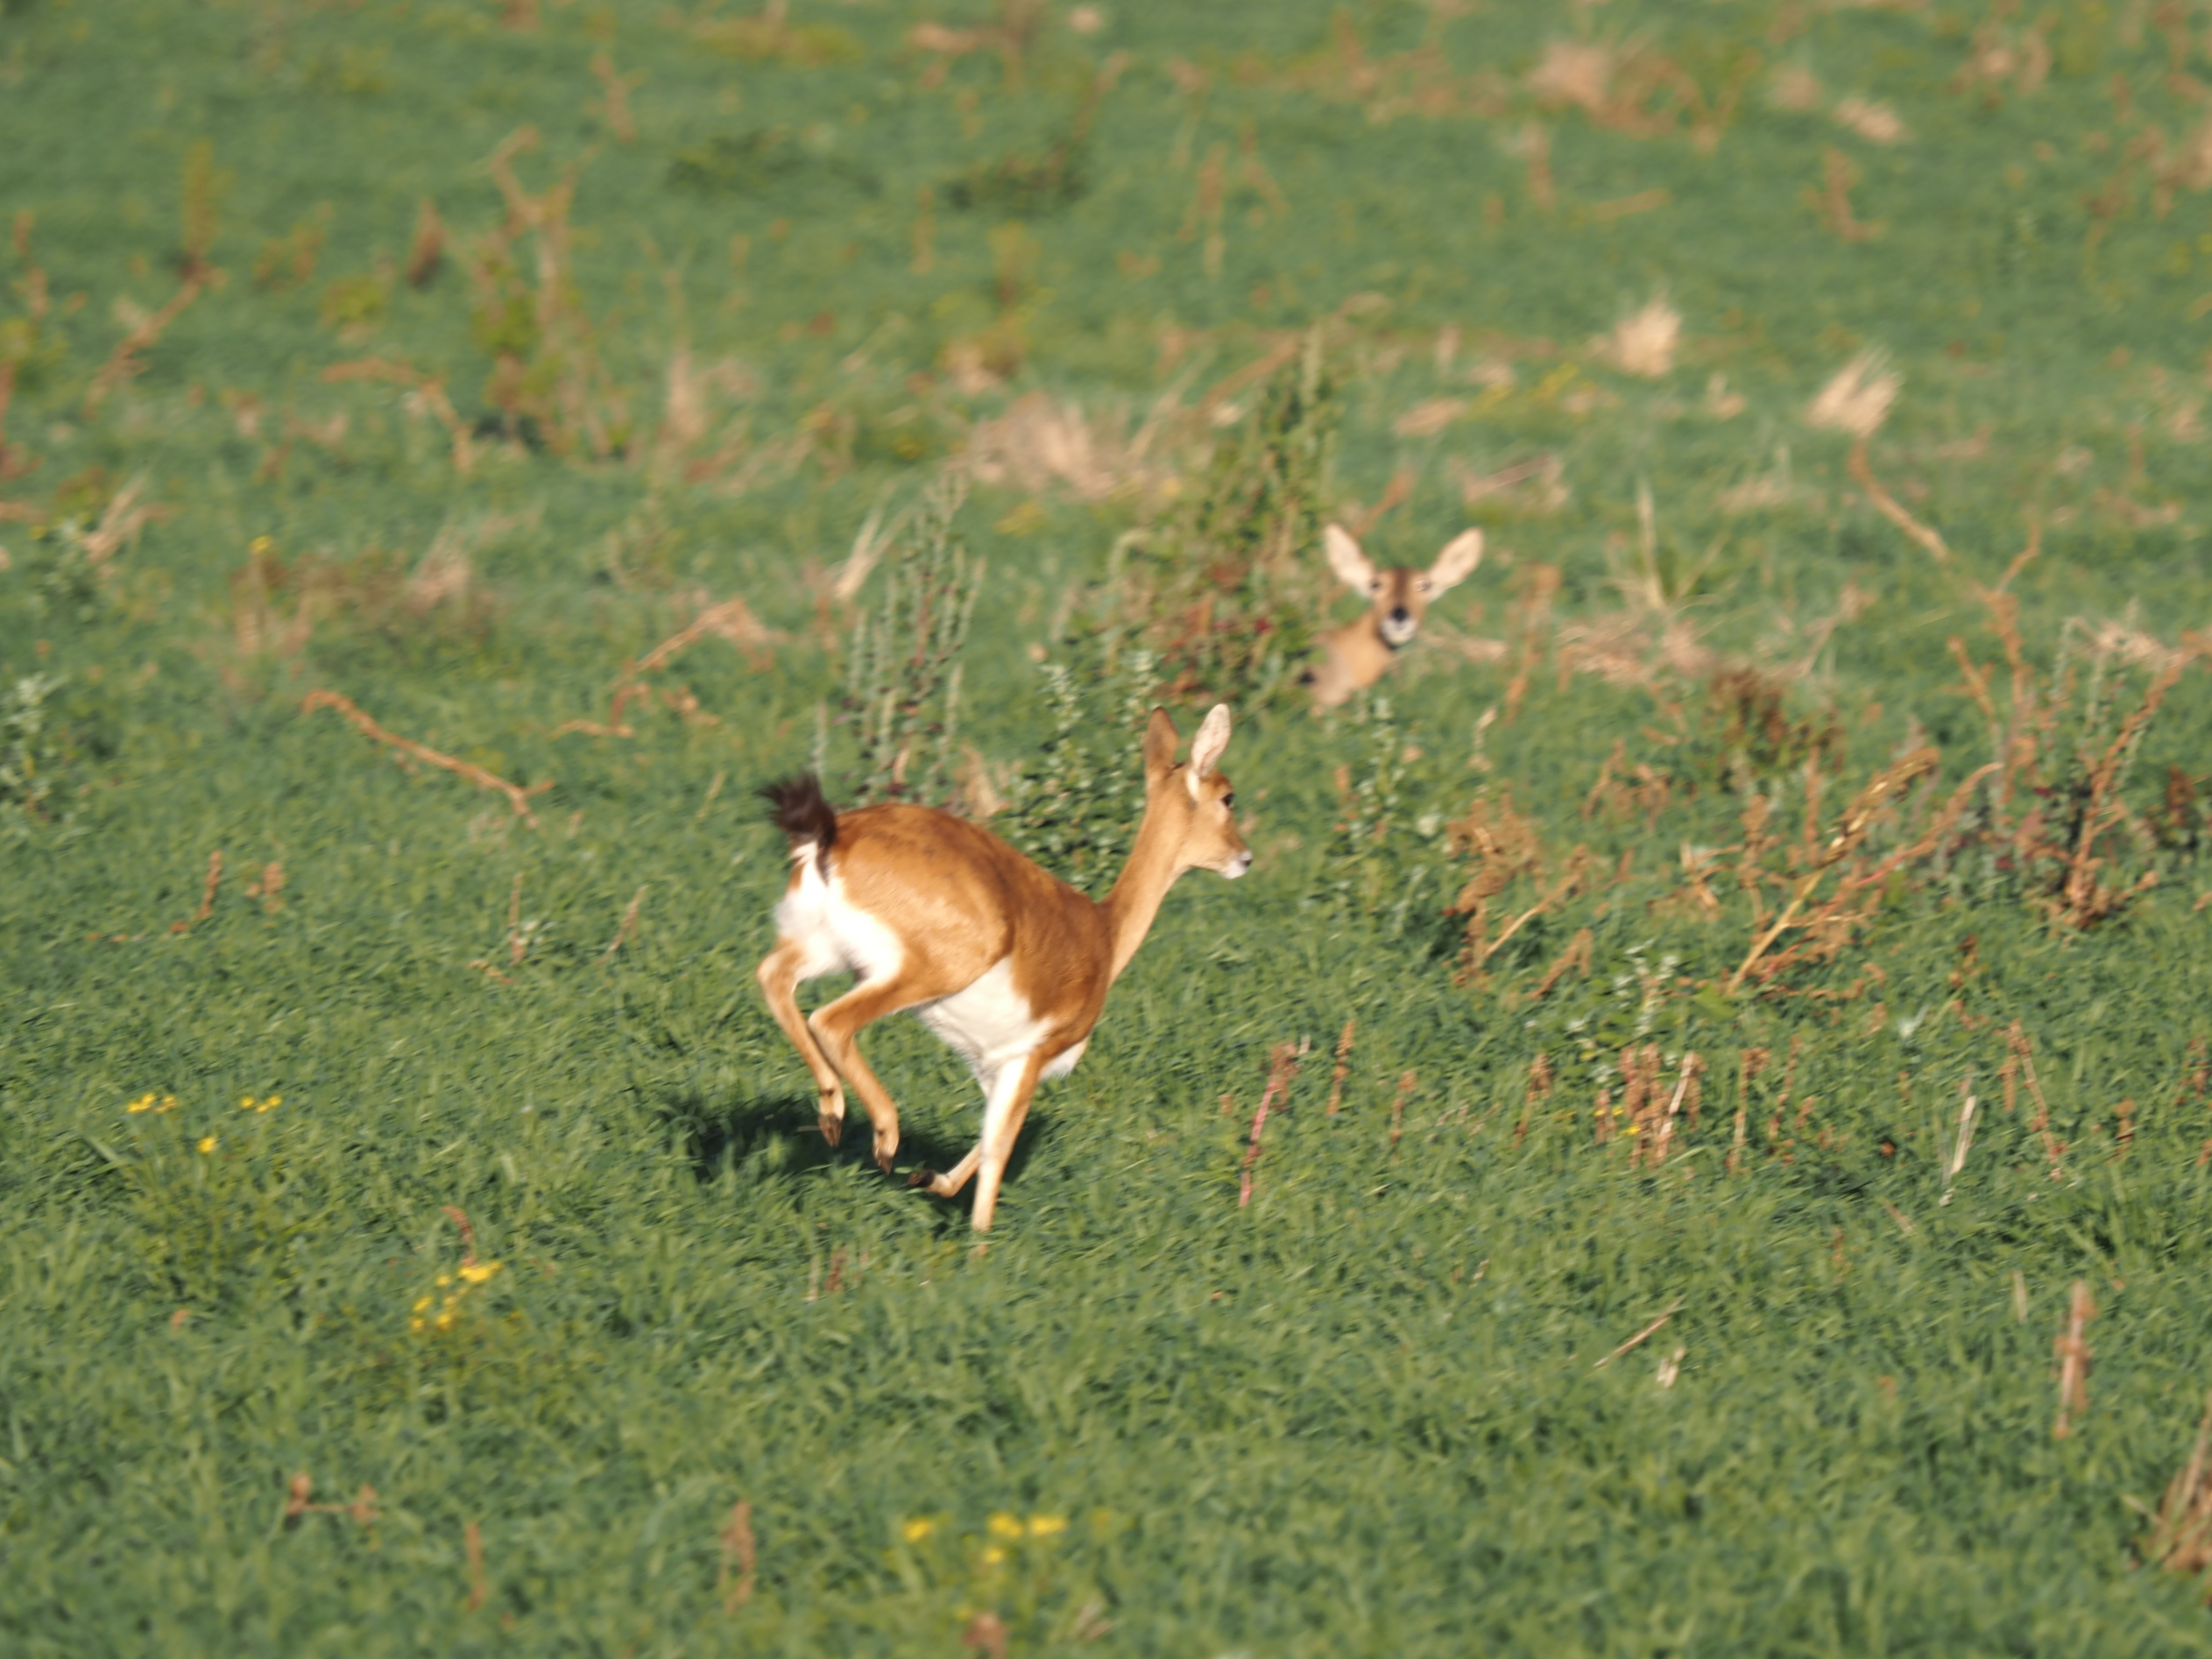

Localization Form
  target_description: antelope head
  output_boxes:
[1139,703,1252,881]
[1304,524,1486,707]
[1325,523,1485,648]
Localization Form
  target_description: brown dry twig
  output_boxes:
[2053,1279,2096,1438]
[303,690,547,825]
[1848,439,1949,565]
[1594,1297,1684,1368]
[86,279,204,415]
[1238,1041,1302,1207]
[169,850,224,935]
[1324,1018,1355,1117]
[2143,1391,2212,1581]
[718,1500,757,1613]
[464,1521,488,1612]
[1725,752,1997,994]
[2005,1022,2068,1181]
[281,1472,379,1530]
[598,885,648,964]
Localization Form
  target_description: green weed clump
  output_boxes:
[1128,331,1337,706]
[999,641,1157,893]
[831,475,986,807]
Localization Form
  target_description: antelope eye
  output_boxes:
[1221,792,1235,810]
[1369,579,1383,592]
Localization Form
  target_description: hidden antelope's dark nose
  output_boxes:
[1389,607,1409,625]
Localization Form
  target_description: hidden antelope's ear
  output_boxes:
[1324,524,1377,593]
[1186,703,1233,798]
[1424,528,1485,592]
[1143,706,1181,786]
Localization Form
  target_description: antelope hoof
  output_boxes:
[907,1164,936,1189]
[817,1101,845,1145]
[873,1128,899,1173]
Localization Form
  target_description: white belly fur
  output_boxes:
[915,957,1050,1082]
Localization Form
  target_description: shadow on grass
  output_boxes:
[654,1083,1065,1232]
[654,1085,982,1187]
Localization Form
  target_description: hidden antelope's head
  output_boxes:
[1142,703,1252,880]
[1325,523,1486,648]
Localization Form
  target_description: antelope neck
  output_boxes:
[1100,789,1191,983]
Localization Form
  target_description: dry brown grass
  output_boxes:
[964,392,1176,504]
[1597,297,1681,378]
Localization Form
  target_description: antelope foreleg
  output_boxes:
[969,1054,1047,1233]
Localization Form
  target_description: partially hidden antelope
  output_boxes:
[755,704,1250,1231]
[1302,523,1485,708]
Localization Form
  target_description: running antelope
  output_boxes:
[755,704,1250,1232]
[1302,523,1485,708]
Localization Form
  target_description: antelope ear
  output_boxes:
[1142,707,1181,786]
[1425,528,1485,592]
[1324,524,1376,592]
[1187,703,1233,797]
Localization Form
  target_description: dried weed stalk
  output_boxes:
[304,689,547,825]
[2142,1393,2212,1589]
[1725,748,1995,993]
[2052,1279,2095,1439]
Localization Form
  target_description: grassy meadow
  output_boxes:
[10,0,2212,1650]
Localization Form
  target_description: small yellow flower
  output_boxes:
[196,1135,216,1154]
[408,1316,426,1333]
[240,1095,256,1111]
[435,1274,451,1288]
[159,1096,177,1113]
[457,1260,503,1286]
[1027,1514,1066,1538]
[413,1295,434,1313]
[263,1095,281,1111]
[901,1517,936,1543]
[126,1093,156,1113]
[986,1512,1022,1541]
[978,1545,1007,1569]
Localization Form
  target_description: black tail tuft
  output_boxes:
[759,774,838,865]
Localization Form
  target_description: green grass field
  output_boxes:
[9,0,2212,1650]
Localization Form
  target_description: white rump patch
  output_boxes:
[772,850,905,985]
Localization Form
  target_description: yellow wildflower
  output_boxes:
[1027,1514,1067,1538]
[986,1512,1023,1541]
[901,1517,936,1544]
[457,1260,503,1286]
[412,1295,434,1313]
[978,1545,1007,1569]
[127,1093,156,1113]
[435,1274,451,1288]
[196,1135,216,1154]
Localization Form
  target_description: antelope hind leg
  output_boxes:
[756,942,847,1143]
[807,969,958,1172]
